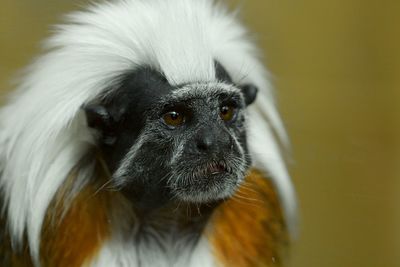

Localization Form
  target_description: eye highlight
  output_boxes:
[162,111,185,127]
[220,105,236,122]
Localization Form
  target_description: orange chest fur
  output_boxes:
[208,170,288,267]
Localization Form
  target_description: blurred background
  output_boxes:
[0,0,399,266]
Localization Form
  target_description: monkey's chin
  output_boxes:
[171,173,242,204]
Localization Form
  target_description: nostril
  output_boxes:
[229,136,234,149]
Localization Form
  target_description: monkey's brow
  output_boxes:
[144,84,243,113]
[147,98,194,115]
[177,88,241,100]
[155,91,241,108]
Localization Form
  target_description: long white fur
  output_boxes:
[91,230,215,267]
[0,0,297,265]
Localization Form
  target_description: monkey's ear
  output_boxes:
[83,104,114,131]
[240,84,258,106]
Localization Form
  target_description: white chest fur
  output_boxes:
[90,234,216,267]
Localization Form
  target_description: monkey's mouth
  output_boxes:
[192,161,230,177]
[169,155,249,203]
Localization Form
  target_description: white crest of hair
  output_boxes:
[0,0,297,265]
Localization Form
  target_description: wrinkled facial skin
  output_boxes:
[84,63,258,210]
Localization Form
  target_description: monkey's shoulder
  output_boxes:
[208,169,289,267]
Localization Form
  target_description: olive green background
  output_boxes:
[0,1,399,266]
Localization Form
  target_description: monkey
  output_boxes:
[84,63,257,206]
[0,0,297,266]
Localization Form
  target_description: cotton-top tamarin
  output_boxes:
[0,0,297,266]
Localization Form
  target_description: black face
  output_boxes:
[84,62,258,210]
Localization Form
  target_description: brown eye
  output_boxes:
[163,111,184,127]
[220,105,235,121]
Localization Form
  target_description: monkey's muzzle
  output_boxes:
[169,156,246,203]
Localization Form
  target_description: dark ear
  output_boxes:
[84,104,119,145]
[83,104,114,131]
[240,84,258,106]
[215,61,232,83]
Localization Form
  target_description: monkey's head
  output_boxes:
[84,63,257,207]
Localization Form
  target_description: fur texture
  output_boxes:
[0,0,297,266]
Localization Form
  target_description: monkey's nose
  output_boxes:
[196,133,214,151]
[194,128,233,154]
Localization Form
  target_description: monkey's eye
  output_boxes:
[220,105,236,122]
[162,111,185,127]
